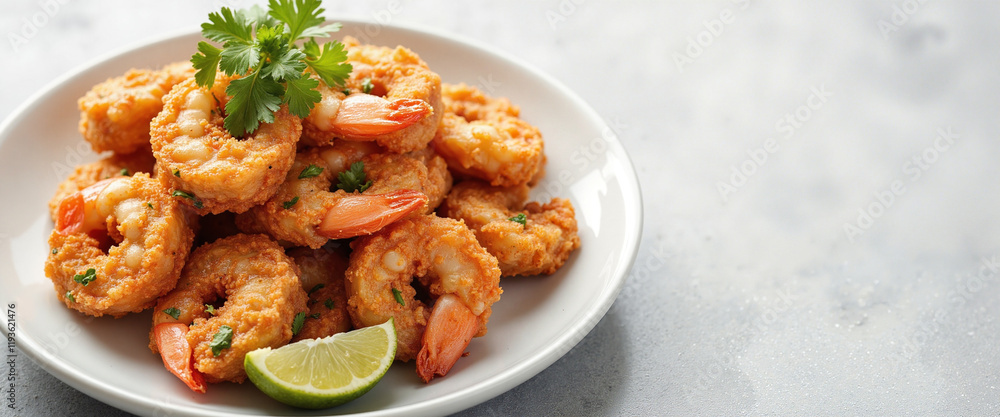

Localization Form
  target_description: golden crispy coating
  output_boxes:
[345,214,502,362]
[150,73,301,214]
[301,37,443,153]
[78,62,193,154]
[287,246,353,341]
[150,234,308,384]
[48,147,157,221]
[45,173,195,317]
[433,83,545,187]
[440,180,580,276]
[236,141,450,248]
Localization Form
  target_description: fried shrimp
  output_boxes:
[301,37,443,153]
[287,246,353,342]
[78,62,194,154]
[440,180,580,276]
[344,214,502,382]
[45,173,195,317]
[433,83,545,187]
[149,234,308,391]
[48,147,157,221]
[235,140,450,248]
[150,73,301,214]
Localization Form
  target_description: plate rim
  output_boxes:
[3,17,644,417]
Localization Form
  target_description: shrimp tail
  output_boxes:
[153,322,207,393]
[317,189,428,239]
[333,95,432,137]
[416,294,480,383]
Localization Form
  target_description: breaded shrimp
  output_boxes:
[149,234,308,391]
[78,62,194,154]
[235,140,451,248]
[45,173,195,317]
[48,147,157,221]
[433,83,545,187]
[287,246,353,342]
[301,37,443,153]
[440,180,580,276]
[345,214,502,382]
[150,73,301,214]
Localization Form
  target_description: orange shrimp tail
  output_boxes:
[153,323,207,393]
[333,95,432,137]
[316,189,428,239]
[55,192,85,234]
[416,294,480,383]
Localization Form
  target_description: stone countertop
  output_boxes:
[3,1,1000,416]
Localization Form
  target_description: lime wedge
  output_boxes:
[244,319,396,409]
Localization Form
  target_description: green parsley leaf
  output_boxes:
[282,196,300,209]
[223,70,284,137]
[308,283,325,296]
[361,77,374,94]
[302,39,352,88]
[242,4,278,27]
[65,291,75,303]
[323,298,334,309]
[119,168,131,177]
[283,75,320,118]
[51,248,58,254]
[163,307,181,320]
[392,288,405,306]
[509,213,527,227]
[73,268,96,286]
[205,304,217,315]
[210,325,234,356]
[202,8,253,45]
[291,312,306,335]
[298,164,324,179]
[146,203,154,209]
[173,169,181,177]
[337,161,372,193]
[191,41,222,88]
[172,190,204,209]
[268,0,329,41]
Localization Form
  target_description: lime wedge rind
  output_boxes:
[244,319,397,409]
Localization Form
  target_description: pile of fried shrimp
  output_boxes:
[44,36,581,394]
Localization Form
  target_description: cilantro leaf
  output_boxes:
[308,283,325,296]
[336,161,372,193]
[73,268,96,286]
[303,39,352,88]
[202,8,253,45]
[509,213,527,227]
[163,307,181,320]
[361,77,374,94]
[218,41,260,76]
[210,325,234,356]
[191,42,222,88]
[298,164,324,179]
[283,73,320,117]
[65,291,75,303]
[291,312,306,336]
[172,190,204,209]
[282,196,300,209]
[268,0,326,41]
[204,304,217,315]
[324,298,334,309]
[262,48,307,81]
[392,288,405,306]
[241,4,278,27]
[224,70,284,136]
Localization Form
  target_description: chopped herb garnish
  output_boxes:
[210,325,234,356]
[173,169,181,177]
[51,248,58,254]
[163,307,181,320]
[308,283,325,296]
[341,89,351,95]
[336,161,372,193]
[204,304,217,315]
[361,77,374,94]
[65,291,75,303]
[119,168,131,177]
[282,196,300,209]
[146,203,154,209]
[309,313,321,319]
[509,213,527,227]
[323,298,334,310]
[298,164,323,179]
[73,268,96,286]
[190,0,352,137]
[172,190,204,209]
[392,288,405,306]
[291,312,306,335]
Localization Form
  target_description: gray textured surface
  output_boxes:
[4,1,1000,416]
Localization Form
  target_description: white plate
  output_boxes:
[0,20,642,417]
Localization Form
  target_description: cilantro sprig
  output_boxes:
[191,0,352,137]
[337,161,372,193]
